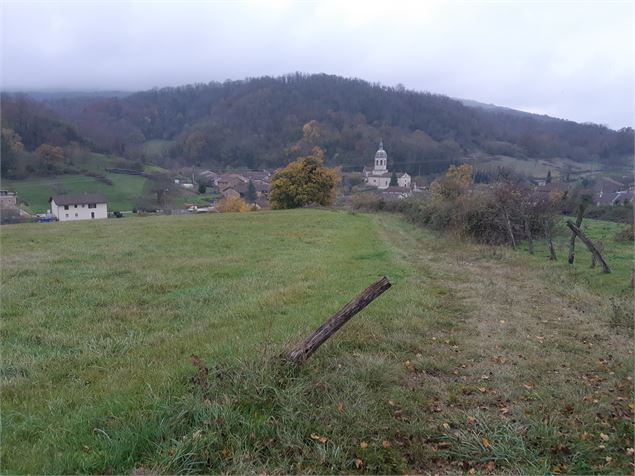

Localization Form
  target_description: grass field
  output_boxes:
[143,139,176,156]
[72,152,134,173]
[1,210,633,474]
[475,155,600,178]
[2,173,147,213]
[520,218,634,296]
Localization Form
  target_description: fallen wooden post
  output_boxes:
[566,221,610,273]
[287,276,392,364]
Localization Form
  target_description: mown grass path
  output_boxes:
[1,210,632,474]
[373,214,633,474]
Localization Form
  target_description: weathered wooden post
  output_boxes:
[591,240,604,268]
[287,277,392,364]
[524,219,534,254]
[568,204,586,264]
[503,208,516,250]
[566,221,610,273]
[543,218,557,260]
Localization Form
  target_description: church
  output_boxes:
[362,141,411,189]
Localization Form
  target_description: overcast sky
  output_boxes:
[1,1,633,128]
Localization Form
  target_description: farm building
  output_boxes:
[0,190,17,207]
[50,193,108,221]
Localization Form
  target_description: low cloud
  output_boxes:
[1,1,632,128]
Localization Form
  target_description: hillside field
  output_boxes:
[1,210,633,474]
[2,173,147,213]
[475,155,595,179]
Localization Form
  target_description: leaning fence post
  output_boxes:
[565,221,610,273]
[287,277,392,364]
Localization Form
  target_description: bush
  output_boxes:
[352,185,555,247]
[615,224,634,242]
[586,203,634,224]
[216,196,250,213]
[269,149,338,209]
[0,208,26,224]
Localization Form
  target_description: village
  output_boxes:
[1,140,633,224]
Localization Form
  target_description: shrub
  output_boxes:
[586,203,634,224]
[351,183,556,247]
[216,196,250,213]
[615,224,634,242]
[269,148,338,209]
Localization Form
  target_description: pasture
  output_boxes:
[3,173,147,213]
[1,210,633,474]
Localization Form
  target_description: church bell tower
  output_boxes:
[374,139,387,172]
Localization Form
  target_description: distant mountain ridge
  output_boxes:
[1,73,632,176]
[7,90,133,101]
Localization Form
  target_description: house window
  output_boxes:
[65,213,69,218]
[74,205,77,208]
[88,203,97,209]
[64,205,69,210]
[75,213,78,217]
[82,204,85,208]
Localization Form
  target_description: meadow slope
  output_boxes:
[1,210,633,474]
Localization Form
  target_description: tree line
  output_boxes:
[1,73,633,179]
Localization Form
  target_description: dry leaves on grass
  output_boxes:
[310,433,328,444]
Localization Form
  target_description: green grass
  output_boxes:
[72,152,132,173]
[143,140,176,156]
[1,210,633,474]
[2,173,147,213]
[517,218,634,296]
[143,164,172,174]
[477,155,593,178]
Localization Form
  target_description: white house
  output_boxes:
[50,193,108,221]
[363,141,411,189]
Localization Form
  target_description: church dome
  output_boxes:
[375,140,387,159]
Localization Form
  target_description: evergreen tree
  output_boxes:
[246,180,257,202]
[389,171,398,187]
[546,170,552,184]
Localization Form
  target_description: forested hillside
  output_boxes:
[2,73,633,178]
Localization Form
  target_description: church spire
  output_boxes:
[379,138,384,150]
